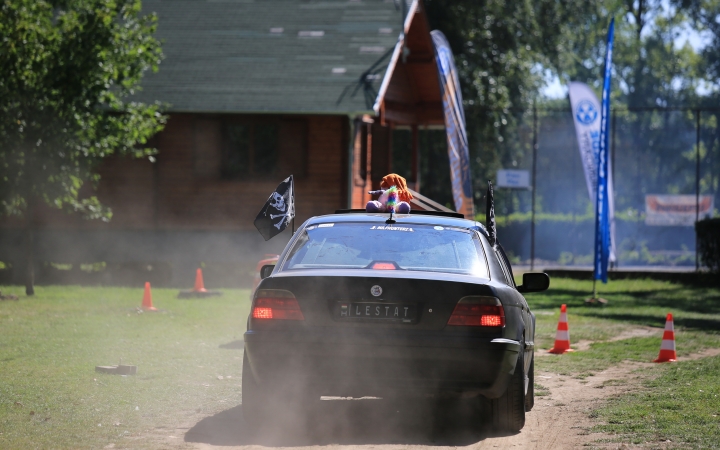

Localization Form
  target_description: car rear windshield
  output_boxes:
[281,222,489,277]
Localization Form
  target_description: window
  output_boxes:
[495,245,516,288]
[222,122,278,178]
[370,123,390,182]
[354,122,368,185]
[282,222,490,278]
[220,119,306,179]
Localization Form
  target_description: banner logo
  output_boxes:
[576,100,598,125]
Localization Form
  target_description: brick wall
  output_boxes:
[0,113,350,275]
[0,113,349,232]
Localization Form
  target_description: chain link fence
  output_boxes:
[484,107,720,269]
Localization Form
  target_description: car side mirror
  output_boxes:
[517,272,550,293]
[260,264,275,279]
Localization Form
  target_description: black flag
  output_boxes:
[254,175,294,241]
[486,180,497,247]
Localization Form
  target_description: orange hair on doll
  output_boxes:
[379,174,413,203]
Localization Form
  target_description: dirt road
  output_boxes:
[137,348,717,450]
[150,364,640,449]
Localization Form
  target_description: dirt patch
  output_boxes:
[677,347,720,361]
[135,350,719,450]
[537,326,662,355]
[482,363,651,449]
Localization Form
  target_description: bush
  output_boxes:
[696,218,720,272]
[490,212,697,266]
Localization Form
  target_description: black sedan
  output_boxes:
[242,210,549,432]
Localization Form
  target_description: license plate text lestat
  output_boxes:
[337,302,417,323]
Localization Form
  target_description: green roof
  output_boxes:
[135,0,407,115]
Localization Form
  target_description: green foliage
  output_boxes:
[422,1,720,218]
[556,0,704,107]
[676,0,720,86]
[424,0,589,203]
[696,217,720,272]
[0,0,166,220]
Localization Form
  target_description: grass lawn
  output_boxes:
[523,277,720,375]
[592,355,720,448]
[0,285,252,449]
[0,278,718,448]
[523,277,720,447]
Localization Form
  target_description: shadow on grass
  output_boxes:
[579,311,720,331]
[185,398,515,446]
[528,286,720,315]
[219,340,244,349]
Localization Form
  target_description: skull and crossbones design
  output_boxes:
[266,192,291,229]
[269,192,286,212]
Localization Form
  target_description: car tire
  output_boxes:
[491,349,526,432]
[241,352,271,427]
[525,353,535,412]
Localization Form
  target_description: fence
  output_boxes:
[393,107,720,269]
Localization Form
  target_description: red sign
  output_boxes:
[645,195,714,226]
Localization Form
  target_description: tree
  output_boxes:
[423,1,712,217]
[0,0,166,295]
[674,0,720,85]
[423,0,589,210]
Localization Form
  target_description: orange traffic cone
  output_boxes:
[141,282,157,311]
[654,313,677,363]
[193,268,207,293]
[548,304,574,354]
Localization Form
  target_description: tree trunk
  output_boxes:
[25,221,35,296]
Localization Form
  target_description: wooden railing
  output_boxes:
[407,188,455,213]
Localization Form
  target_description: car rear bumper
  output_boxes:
[244,329,521,399]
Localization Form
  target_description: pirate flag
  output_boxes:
[254,175,294,241]
[486,180,497,247]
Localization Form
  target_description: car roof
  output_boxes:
[304,212,489,237]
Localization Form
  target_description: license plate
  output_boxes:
[336,302,417,323]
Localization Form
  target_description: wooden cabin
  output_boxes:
[0,0,448,286]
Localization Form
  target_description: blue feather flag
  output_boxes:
[594,19,614,283]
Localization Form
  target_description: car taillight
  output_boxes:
[447,296,505,327]
[252,289,304,320]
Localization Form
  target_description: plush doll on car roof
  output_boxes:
[366,173,413,214]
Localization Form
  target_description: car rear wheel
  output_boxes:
[525,354,534,412]
[491,349,526,432]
